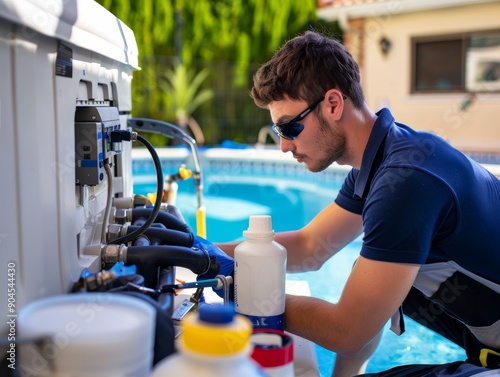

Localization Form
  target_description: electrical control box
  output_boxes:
[75,106,121,185]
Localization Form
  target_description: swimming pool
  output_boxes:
[132,146,467,376]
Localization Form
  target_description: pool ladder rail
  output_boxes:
[256,125,280,148]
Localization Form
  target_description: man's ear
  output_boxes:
[326,89,345,120]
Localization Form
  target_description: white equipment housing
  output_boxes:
[0,0,138,336]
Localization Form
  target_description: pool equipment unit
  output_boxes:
[0,1,224,374]
[1,0,137,322]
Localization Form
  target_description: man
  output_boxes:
[215,31,500,377]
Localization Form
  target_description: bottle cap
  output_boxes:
[181,304,252,356]
[251,329,294,368]
[243,215,274,239]
[198,303,233,324]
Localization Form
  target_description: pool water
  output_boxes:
[132,148,467,376]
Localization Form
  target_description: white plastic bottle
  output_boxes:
[151,304,267,377]
[234,215,287,330]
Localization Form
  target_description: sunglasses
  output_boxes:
[271,98,324,140]
[271,95,347,140]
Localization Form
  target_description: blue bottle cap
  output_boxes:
[198,303,235,324]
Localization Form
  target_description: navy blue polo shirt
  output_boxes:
[335,108,500,347]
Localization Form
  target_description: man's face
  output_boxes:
[269,97,348,172]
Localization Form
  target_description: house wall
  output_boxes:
[351,1,500,153]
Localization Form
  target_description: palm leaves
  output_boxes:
[160,62,214,145]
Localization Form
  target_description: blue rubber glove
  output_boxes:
[193,235,234,300]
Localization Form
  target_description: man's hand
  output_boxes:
[194,235,234,300]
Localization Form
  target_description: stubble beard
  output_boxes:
[305,113,347,173]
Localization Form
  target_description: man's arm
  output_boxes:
[217,202,363,272]
[285,256,420,356]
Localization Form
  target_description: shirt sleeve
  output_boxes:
[334,169,365,215]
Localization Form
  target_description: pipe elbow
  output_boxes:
[126,225,194,247]
[132,208,191,233]
[126,245,218,287]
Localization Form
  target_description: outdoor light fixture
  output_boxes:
[379,36,392,57]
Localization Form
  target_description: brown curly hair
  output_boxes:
[251,31,365,110]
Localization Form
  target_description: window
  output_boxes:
[411,31,500,93]
[467,33,500,91]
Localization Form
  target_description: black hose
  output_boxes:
[156,267,175,316]
[131,208,191,234]
[134,222,167,229]
[164,205,186,223]
[126,226,193,247]
[108,133,163,245]
[126,245,219,287]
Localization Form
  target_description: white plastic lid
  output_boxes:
[243,215,275,239]
[18,293,155,372]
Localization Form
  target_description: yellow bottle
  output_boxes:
[151,304,268,376]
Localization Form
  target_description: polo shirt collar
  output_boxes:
[353,108,394,198]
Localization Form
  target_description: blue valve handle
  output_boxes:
[160,278,220,292]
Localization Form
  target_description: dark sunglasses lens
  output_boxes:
[275,122,304,140]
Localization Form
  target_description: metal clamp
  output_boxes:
[216,275,233,305]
